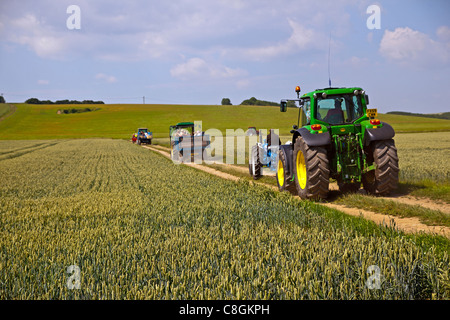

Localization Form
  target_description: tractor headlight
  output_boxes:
[354,90,360,95]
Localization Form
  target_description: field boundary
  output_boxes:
[141,144,450,238]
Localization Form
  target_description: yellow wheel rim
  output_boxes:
[296,150,307,189]
[277,159,284,187]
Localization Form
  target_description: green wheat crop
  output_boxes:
[0,139,448,299]
[394,132,450,183]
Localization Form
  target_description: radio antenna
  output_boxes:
[328,32,332,88]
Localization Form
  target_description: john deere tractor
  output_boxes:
[277,85,399,200]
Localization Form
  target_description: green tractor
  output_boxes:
[277,85,399,200]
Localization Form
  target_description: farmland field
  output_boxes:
[394,132,450,183]
[1,103,450,140]
[0,139,449,299]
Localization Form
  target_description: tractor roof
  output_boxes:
[303,87,363,97]
[175,122,194,126]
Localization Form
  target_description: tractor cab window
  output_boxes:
[316,94,364,125]
[304,100,311,125]
[351,95,364,120]
[298,99,311,127]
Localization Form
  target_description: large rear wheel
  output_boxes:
[362,139,399,195]
[293,136,329,200]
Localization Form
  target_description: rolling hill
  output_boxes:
[0,103,449,140]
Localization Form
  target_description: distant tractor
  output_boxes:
[135,128,153,145]
[169,122,211,163]
[274,85,399,200]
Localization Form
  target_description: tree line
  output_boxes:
[25,98,105,105]
[221,97,296,107]
[387,111,450,120]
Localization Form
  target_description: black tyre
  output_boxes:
[293,136,329,200]
[249,145,262,180]
[362,139,399,195]
[276,148,296,193]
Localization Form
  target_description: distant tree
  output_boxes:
[221,98,232,105]
[25,98,41,104]
[240,97,278,106]
[0,95,5,103]
[26,98,105,105]
[241,97,257,105]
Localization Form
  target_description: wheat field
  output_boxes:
[0,139,449,299]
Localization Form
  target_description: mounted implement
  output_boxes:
[169,122,211,163]
[277,85,399,200]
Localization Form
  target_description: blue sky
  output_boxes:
[0,0,449,113]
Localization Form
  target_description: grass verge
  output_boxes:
[334,193,450,228]
[397,181,450,204]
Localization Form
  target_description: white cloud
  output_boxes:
[170,58,247,81]
[437,26,450,42]
[6,14,67,59]
[95,73,117,83]
[236,19,324,61]
[0,1,354,63]
[379,27,450,68]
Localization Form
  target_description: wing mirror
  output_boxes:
[280,100,288,112]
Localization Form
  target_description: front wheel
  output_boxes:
[362,139,399,195]
[293,136,329,200]
[276,148,296,194]
[249,145,262,180]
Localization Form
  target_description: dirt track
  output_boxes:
[142,144,450,238]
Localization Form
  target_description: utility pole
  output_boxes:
[143,96,145,104]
